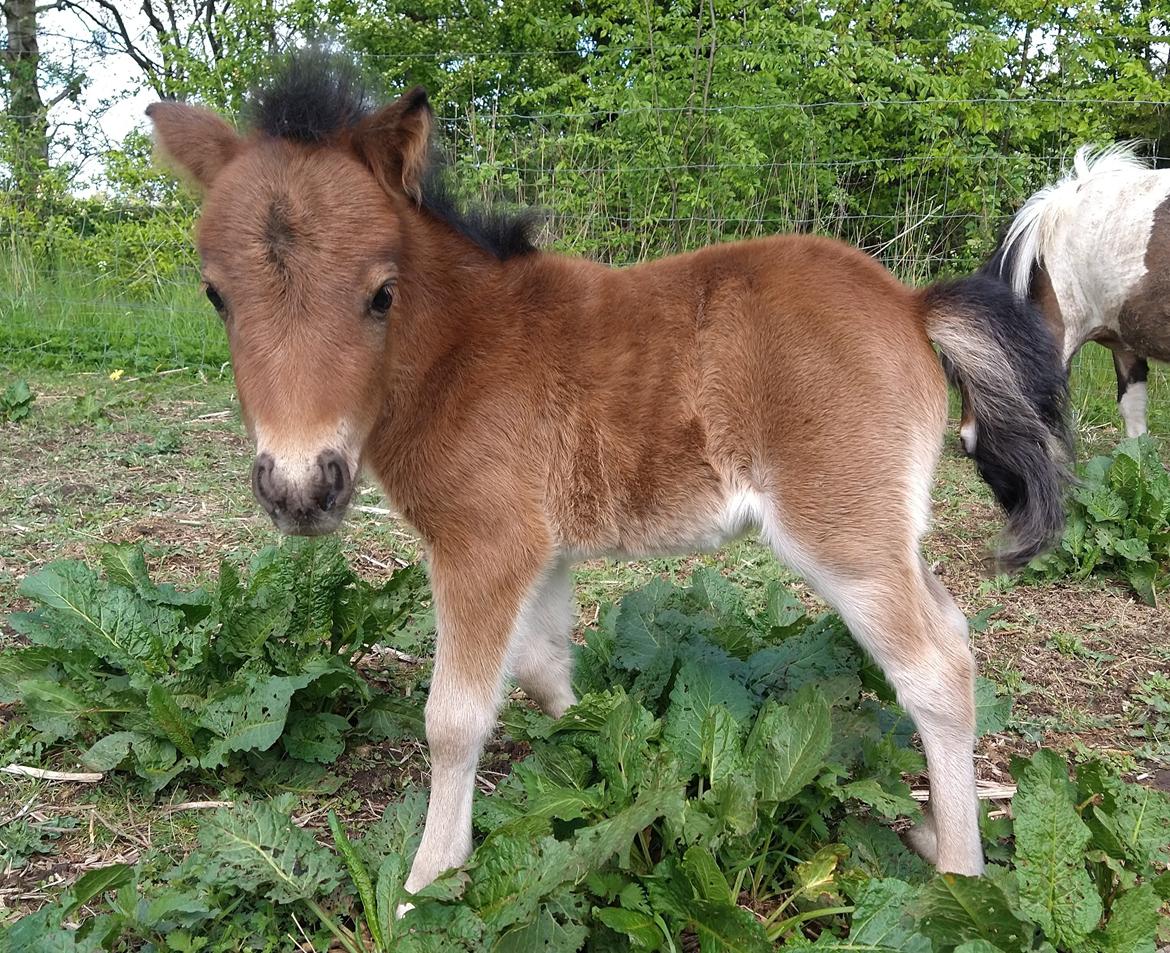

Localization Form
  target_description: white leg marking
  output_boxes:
[959,420,977,456]
[402,561,571,907]
[404,669,499,895]
[508,562,577,718]
[759,502,982,876]
[838,572,981,874]
[1119,380,1148,438]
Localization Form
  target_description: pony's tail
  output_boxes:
[921,274,1073,571]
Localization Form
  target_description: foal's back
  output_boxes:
[492,234,944,562]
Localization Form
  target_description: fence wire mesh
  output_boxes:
[2,83,1168,372]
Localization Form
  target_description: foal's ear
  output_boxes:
[146,101,241,190]
[352,86,432,202]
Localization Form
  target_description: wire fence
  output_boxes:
[2,91,1168,371]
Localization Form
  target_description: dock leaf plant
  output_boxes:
[1,554,1166,949]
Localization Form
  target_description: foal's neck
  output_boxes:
[371,202,562,529]
[396,201,514,338]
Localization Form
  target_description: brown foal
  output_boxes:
[148,54,1070,898]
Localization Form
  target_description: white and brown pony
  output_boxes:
[146,53,1070,899]
[959,143,1169,455]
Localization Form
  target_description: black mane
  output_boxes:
[247,47,373,143]
[419,166,541,261]
[243,48,538,261]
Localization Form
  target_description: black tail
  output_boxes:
[922,274,1072,570]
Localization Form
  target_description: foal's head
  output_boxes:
[147,62,432,535]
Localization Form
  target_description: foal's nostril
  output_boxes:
[326,458,345,491]
[251,453,279,514]
[315,450,351,515]
[252,449,352,532]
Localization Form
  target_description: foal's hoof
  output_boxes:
[395,901,415,919]
[904,819,938,865]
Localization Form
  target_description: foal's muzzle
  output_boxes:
[251,449,354,535]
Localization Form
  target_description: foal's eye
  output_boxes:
[205,285,225,313]
[370,283,394,318]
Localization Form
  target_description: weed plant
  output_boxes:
[1,550,1166,950]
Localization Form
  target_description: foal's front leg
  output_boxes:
[403,538,549,895]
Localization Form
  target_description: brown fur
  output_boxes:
[1033,267,1067,357]
[145,102,240,189]
[148,85,1065,890]
[1119,195,1170,363]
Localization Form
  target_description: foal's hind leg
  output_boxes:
[508,561,577,717]
[765,522,983,875]
[838,563,980,873]
[900,558,982,867]
[1110,346,1149,438]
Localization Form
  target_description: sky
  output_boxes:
[41,4,158,186]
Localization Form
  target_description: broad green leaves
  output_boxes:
[1012,750,1102,945]
[5,566,1168,951]
[0,378,33,421]
[188,798,343,905]
[1029,437,1170,604]
[747,690,832,803]
[917,874,1033,950]
[3,539,430,788]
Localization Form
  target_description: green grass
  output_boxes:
[1068,343,1170,447]
[0,244,226,373]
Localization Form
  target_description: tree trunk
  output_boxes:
[3,0,49,198]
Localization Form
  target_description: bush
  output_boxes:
[1028,437,1170,605]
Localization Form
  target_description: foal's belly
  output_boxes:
[564,486,768,562]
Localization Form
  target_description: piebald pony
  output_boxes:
[960,143,1169,454]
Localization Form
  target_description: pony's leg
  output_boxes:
[763,518,983,875]
[958,390,978,456]
[901,558,983,866]
[508,561,577,718]
[845,564,981,873]
[1110,346,1149,438]
[939,355,977,456]
[404,535,551,896]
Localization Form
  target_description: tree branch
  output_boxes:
[204,0,221,63]
[139,0,177,89]
[57,0,165,91]
[45,82,75,107]
[139,0,169,41]
[162,0,180,47]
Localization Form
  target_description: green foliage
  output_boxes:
[341,0,1169,271]
[0,379,33,421]
[1027,437,1170,605]
[0,816,77,868]
[5,0,1170,374]
[0,539,430,789]
[6,568,1164,950]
